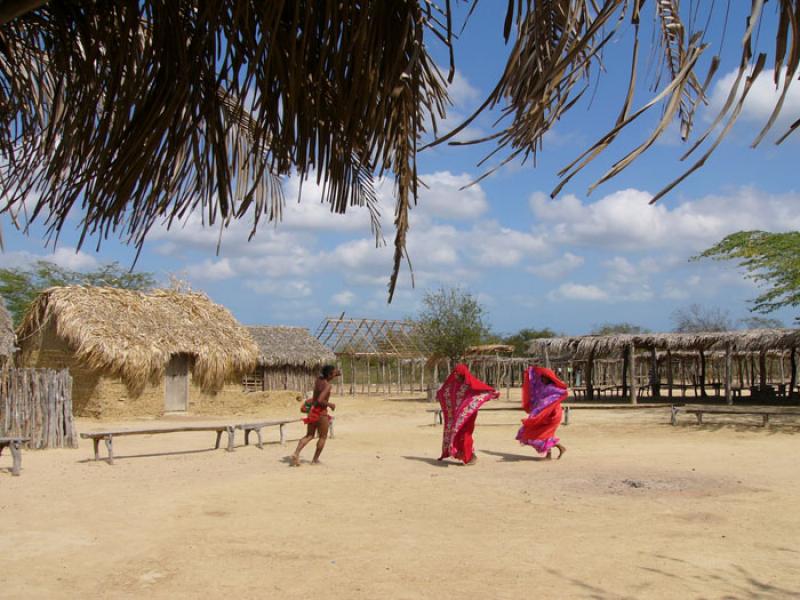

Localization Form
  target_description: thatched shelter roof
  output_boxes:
[465,344,514,356]
[16,286,258,394]
[0,296,15,358]
[528,329,800,360]
[247,326,335,368]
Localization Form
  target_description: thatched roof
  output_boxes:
[247,326,335,368]
[465,344,514,356]
[528,329,800,360]
[16,286,258,394]
[0,296,15,358]
[4,3,798,301]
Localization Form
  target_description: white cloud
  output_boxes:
[0,247,99,271]
[530,187,800,252]
[332,290,355,306]
[527,253,584,279]
[707,68,800,136]
[415,171,489,222]
[184,258,236,281]
[471,224,547,267]
[245,279,312,299]
[549,283,609,302]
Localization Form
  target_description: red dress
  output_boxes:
[437,364,499,463]
[516,366,568,454]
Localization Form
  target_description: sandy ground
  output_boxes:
[1,392,799,599]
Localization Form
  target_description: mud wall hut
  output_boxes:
[15,286,258,417]
[244,326,335,393]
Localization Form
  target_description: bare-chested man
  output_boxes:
[290,365,340,466]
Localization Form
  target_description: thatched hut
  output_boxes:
[0,296,15,366]
[16,287,258,417]
[244,326,335,393]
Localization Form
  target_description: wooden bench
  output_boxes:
[671,405,800,427]
[236,417,336,449]
[0,437,30,476]
[237,419,300,448]
[80,425,236,465]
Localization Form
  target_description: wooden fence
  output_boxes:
[0,368,77,448]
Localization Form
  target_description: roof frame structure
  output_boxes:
[314,316,428,358]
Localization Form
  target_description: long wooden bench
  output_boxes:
[0,437,30,476]
[80,425,236,465]
[671,405,800,427]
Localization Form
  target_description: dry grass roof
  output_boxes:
[16,286,258,394]
[247,326,335,368]
[0,296,15,358]
[528,329,800,359]
[465,344,514,356]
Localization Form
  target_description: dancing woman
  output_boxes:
[437,364,499,465]
[516,365,568,459]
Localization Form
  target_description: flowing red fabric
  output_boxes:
[437,364,499,463]
[517,366,568,454]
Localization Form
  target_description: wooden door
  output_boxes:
[165,354,189,412]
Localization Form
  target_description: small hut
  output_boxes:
[16,286,258,417]
[244,326,335,392]
[0,296,15,366]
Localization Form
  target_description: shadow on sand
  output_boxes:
[402,455,453,467]
[479,449,547,462]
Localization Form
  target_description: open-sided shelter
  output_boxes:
[244,326,335,393]
[16,286,258,417]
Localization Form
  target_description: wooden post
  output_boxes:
[351,358,356,396]
[420,359,425,393]
[650,346,660,400]
[667,350,673,399]
[621,351,628,400]
[433,363,439,388]
[725,343,733,405]
[586,352,595,402]
[366,357,371,395]
[628,344,637,405]
[544,347,551,369]
[699,350,707,398]
[398,359,402,393]
[759,350,767,390]
[789,347,797,402]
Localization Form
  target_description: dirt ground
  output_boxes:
[1,391,799,599]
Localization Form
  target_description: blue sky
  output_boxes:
[2,3,799,335]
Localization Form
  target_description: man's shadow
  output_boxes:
[402,456,452,467]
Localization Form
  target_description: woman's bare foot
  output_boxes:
[545,450,553,460]
[290,455,301,467]
[556,444,567,459]
[466,455,478,466]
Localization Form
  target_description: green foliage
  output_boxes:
[416,287,491,363]
[590,322,649,335]
[694,231,800,316]
[503,328,558,355]
[671,304,732,333]
[0,260,156,325]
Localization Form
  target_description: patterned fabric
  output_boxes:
[437,364,499,463]
[516,365,568,454]
[303,404,328,425]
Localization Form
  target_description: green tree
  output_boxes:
[503,328,557,356]
[694,231,800,317]
[0,260,156,325]
[416,287,491,363]
[590,322,650,335]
